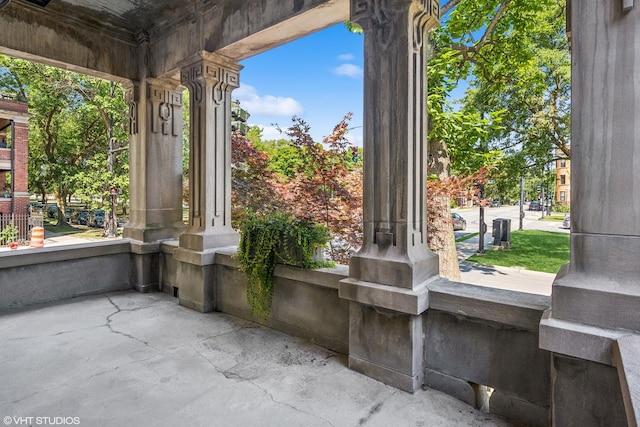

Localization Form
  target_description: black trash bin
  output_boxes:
[492,219,503,246]
[492,218,511,249]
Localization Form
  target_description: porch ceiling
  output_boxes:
[0,0,348,81]
[41,0,188,33]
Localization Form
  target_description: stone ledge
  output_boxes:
[539,309,630,365]
[0,240,131,268]
[159,239,179,253]
[339,277,430,315]
[214,249,349,290]
[173,246,229,266]
[428,278,550,332]
[129,239,161,255]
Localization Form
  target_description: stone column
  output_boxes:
[174,52,241,312]
[539,2,639,425]
[339,0,439,392]
[123,77,186,292]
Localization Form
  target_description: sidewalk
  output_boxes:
[456,233,554,296]
[0,229,96,252]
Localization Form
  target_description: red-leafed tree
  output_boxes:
[277,114,363,264]
[231,131,284,227]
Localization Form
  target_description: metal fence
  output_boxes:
[0,213,44,243]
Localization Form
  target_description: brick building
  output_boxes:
[555,150,570,207]
[0,94,31,224]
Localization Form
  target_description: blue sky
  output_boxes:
[236,23,364,146]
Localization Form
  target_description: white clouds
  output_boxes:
[337,53,355,61]
[346,131,363,148]
[257,125,283,141]
[234,84,303,116]
[333,63,363,78]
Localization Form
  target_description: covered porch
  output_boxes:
[0,290,511,426]
[1,0,640,425]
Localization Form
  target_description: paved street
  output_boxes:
[454,204,569,235]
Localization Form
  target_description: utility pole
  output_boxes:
[519,176,525,230]
[541,181,546,219]
[107,81,117,238]
[477,183,486,254]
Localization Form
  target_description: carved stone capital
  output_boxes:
[180,52,241,105]
[148,84,182,136]
[351,0,439,31]
[412,0,439,49]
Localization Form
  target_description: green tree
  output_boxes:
[0,56,129,224]
[425,0,569,279]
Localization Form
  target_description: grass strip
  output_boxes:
[455,232,479,243]
[467,230,569,274]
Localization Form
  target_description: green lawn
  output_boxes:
[455,232,479,243]
[44,222,115,240]
[539,214,565,222]
[467,230,569,274]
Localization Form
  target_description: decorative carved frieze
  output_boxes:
[181,63,203,103]
[351,0,439,30]
[149,86,182,136]
[125,84,139,135]
[181,62,240,106]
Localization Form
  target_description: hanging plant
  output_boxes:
[237,212,334,321]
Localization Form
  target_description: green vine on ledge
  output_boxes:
[237,212,335,321]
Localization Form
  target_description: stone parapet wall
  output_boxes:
[425,281,551,425]
[160,243,350,354]
[0,240,132,311]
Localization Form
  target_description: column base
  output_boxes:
[349,245,439,290]
[174,246,234,313]
[551,234,640,332]
[179,229,239,252]
[130,240,161,293]
[550,353,626,426]
[345,301,425,393]
[124,223,185,243]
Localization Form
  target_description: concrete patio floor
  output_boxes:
[0,291,514,427]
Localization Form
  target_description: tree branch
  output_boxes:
[476,0,512,51]
[441,0,463,15]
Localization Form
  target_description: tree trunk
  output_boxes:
[427,137,461,281]
[55,194,68,226]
